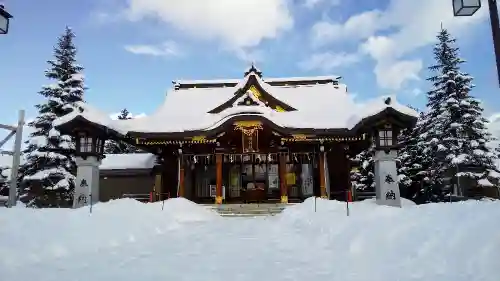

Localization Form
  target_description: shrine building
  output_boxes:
[53,66,418,207]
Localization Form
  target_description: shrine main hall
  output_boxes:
[54,66,418,207]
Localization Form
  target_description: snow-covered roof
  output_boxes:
[100,153,156,170]
[0,154,153,174]
[54,72,418,135]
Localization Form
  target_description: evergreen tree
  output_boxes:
[350,144,375,192]
[397,111,432,202]
[418,28,499,202]
[18,27,85,208]
[0,164,9,199]
[104,108,141,154]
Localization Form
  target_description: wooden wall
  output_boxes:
[99,169,155,202]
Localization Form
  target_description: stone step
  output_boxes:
[219,213,275,217]
[205,203,295,217]
[204,203,295,208]
[215,209,283,214]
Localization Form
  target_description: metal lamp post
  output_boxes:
[453,0,500,87]
[0,5,13,34]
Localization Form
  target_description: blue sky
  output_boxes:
[1,0,500,140]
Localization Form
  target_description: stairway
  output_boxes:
[204,203,294,217]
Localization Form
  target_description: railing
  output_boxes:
[122,192,171,203]
[354,191,376,201]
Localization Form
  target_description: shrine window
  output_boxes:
[378,129,393,147]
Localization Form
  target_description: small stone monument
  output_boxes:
[73,156,101,208]
[374,150,401,207]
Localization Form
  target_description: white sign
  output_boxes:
[301,164,314,196]
[209,185,226,199]
[268,164,279,190]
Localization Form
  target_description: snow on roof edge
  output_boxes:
[101,153,156,170]
[1,154,152,176]
[53,102,129,136]
[346,95,419,130]
[174,75,341,86]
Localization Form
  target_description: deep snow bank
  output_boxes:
[279,197,416,221]
[1,198,499,281]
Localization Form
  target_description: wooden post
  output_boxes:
[154,174,162,201]
[279,153,288,203]
[215,154,223,204]
[345,146,352,202]
[319,150,327,199]
[178,163,185,198]
[177,154,185,198]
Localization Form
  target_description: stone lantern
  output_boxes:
[373,123,401,207]
[73,130,106,208]
[76,131,106,158]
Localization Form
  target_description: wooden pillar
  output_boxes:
[178,155,185,198]
[215,154,223,204]
[154,173,162,202]
[345,146,352,201]
[252,155,256,189]
[319,149,327,199]
[279,153,288,203]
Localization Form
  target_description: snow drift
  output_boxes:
[1,197,499,281]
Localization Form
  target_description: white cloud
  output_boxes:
[411,88,423,96]
[232,48,266,64]
[373,59,423,90]
[308,0,488,90]
[312,10,383,47]
[123,0,293,49]
[302,0,341,9]
[298,51,360,71]
[124,41,182,57]
[488,113,500,146]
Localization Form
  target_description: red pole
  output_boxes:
[149,192,153,202]
[347,189,353,202]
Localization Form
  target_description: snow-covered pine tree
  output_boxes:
[103,108,141,154]
[418,27,499,202]
[350,144,375,192]
[18,26,85,208]
[0,164,9,200]
[397,109,433,202]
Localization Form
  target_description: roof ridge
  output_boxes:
[174,75,340,90]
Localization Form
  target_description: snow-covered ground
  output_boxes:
[1,198,499,281]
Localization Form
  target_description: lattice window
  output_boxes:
[378,129,393,146]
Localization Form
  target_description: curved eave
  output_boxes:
[127,114,352,139]
[54,115,125,140]
[350,107,418,133]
